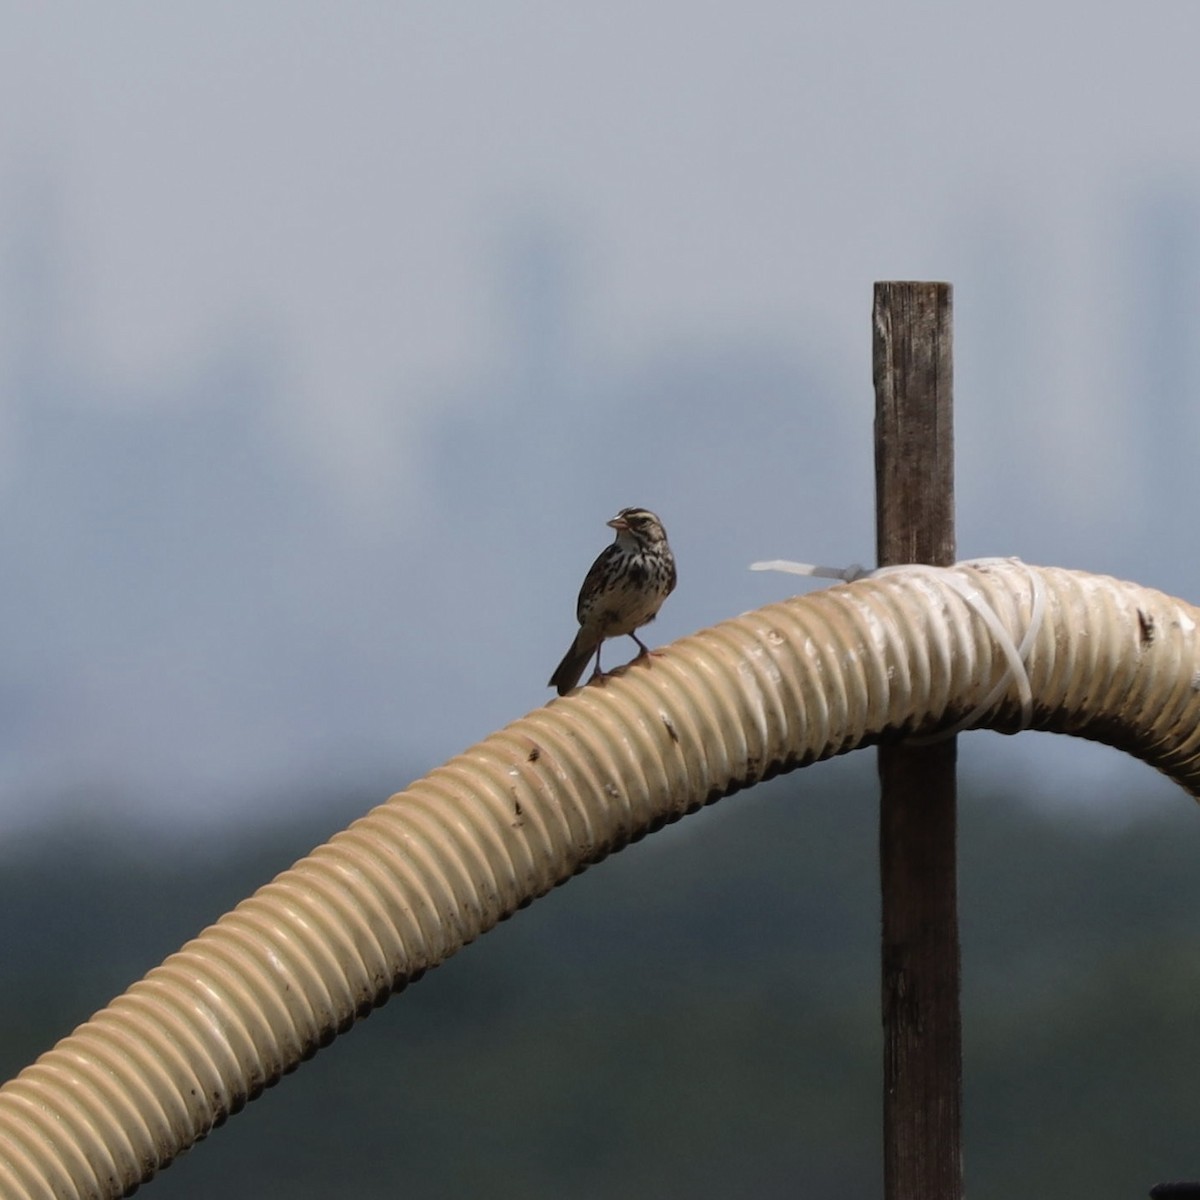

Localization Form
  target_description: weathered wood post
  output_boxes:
[874,281,962,1200]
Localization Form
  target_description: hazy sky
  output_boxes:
[1,3,1199,826]
[4,3,1198,473]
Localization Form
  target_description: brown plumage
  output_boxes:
[548,507,677,696]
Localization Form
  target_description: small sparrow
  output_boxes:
[549,507,677,696]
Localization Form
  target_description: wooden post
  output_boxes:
[873,282,961,1200]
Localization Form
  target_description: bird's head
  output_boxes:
[608,507,668,549]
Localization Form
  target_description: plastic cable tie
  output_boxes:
[752,555,1044,740]
[750,560,870,582]
[871,559,1043,740]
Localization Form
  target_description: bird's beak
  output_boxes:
[607,515,630,532]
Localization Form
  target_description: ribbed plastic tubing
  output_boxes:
[2,560,1199,1198]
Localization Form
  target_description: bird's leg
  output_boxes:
[588,644,606,683]
[630,632,665,661]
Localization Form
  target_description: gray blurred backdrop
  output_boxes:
[1,5,1199,1197]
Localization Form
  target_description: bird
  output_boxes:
[549,507,677,696]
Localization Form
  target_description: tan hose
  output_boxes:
[2,560,1198,1198]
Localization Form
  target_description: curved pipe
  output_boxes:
[1,560,1198,1197]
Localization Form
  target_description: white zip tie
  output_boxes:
[750,556,1046,738]
[750,559,870,582]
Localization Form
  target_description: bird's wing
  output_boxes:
[575,544,617,622]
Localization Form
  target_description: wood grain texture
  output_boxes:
[873,281,962,1200]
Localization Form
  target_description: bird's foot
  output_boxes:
[632,638,664,662]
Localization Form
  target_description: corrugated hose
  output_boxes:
[1,559,1198,1198]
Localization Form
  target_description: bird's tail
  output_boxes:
[549,633,598,696]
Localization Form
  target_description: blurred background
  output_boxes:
[1,3,1199,1196]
